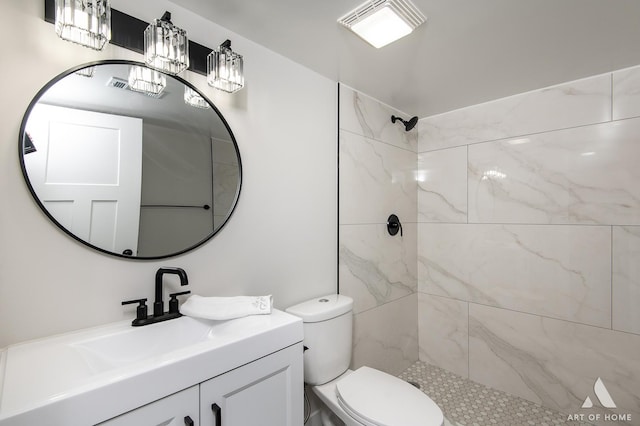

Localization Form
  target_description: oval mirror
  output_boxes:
[19,61,242,259]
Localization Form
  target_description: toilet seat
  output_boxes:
[335,367,443,426]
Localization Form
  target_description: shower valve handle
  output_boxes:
[387,214,403,237]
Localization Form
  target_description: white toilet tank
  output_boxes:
[286,294,353,386]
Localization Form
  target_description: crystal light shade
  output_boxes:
[55,0,111,50]
[207,40,244,93]
[128,66,166,96]
[144,12,189,75]
[184,87,210,109]
[75,66,96,78]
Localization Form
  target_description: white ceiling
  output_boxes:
[171,0,640,118]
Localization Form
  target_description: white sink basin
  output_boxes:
[0,310,302,426]
[70,316,215,373]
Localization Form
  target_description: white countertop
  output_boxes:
[0,309,303,426]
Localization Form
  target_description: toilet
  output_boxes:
[286,294,444,426]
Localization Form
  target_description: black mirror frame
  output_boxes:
[18,60,243,260]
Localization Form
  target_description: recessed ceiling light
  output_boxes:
[338,0,426,48]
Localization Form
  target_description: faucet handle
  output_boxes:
[168,291,191,314]
[122,298,148,321]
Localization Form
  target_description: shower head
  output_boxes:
[391,115,418,132]
[405,116,418,131]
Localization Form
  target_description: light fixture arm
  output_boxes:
[160,11,172,24]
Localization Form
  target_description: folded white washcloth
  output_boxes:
[181,294,273,320]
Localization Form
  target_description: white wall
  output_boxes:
[0,0,337,347]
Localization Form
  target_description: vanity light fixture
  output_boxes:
[128,65,166,96]
[46,1,247,93]
[338,0,426,48]
[184,86,210,109]
[54,0,111,50]
[144,11,189,75]
[207,40,244,93]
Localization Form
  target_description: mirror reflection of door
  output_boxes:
[20,61,242,259]
[24,104,143,255]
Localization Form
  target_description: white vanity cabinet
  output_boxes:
[97,344,303,426]
[200,344,302,426]
[0,310,304,426]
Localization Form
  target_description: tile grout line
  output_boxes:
[339,127,417,154]
[337,82,341,295]
[611,225,613,330]
[611,73,614,121]
[466,144,469,226]
[418,114,640,155]
[417,292,640,338]
[467,301,470,379]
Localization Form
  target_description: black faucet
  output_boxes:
[154,267,189,316]
[122,267,190,326]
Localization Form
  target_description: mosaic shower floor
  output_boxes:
[398,361,591,426]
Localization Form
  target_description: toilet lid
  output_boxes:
[335,367,443,426]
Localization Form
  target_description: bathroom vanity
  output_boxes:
[0,310,303,426]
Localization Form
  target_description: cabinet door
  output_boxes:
[200,343,303,426]
[98,385,199,426]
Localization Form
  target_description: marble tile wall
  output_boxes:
[418,74,611,152]
[340,86,418,152]
[612,226,640,335]
[468,119,640,225]
[418,224,611,327]
[417,147,467,223]
[417,293,468,378]
[340,130,416,225]
[339,84,418,375]
[613,67,640,120]
[469,305,640,423]
[351,294,419,376]
[417,65,640,423]
[340,223,417,314]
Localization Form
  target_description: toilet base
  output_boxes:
[319,409,346,426]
